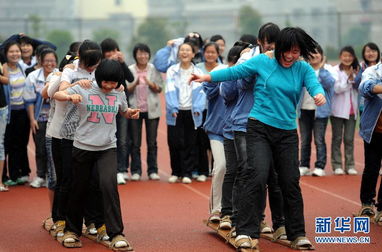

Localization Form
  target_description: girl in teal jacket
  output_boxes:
[190,27,326,250]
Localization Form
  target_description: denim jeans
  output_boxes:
[360,132,382,211]
[116,114,131,173]
[330,115,356,170]
[0,106,7,161]
[167,110,198,178]
[299,110,329,169]
[130,112,159,175]
[236,119,305,241]
[45,136,56,190]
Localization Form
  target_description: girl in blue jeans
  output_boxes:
[0,64,8,191]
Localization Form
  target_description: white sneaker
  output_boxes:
[168,175,178,183]
[86,223,97,235]
[196,175,207,182]
[122,172,129,180]
[208,212,221,223]
[88,227,97,235]
[299,167,310,176]
[334,168,345,175]
[117,173,126,185]
[347,168,358,175]
[218,215,232,230]
[30,177,45,188]
[235,235,252,248]
[18,176,29,183]
[260,221,272,233]
[182,177,192,184]
[130,173,141,181]
[149,173,160,180]
[312,168,326,177]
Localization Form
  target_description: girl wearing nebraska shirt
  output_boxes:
[54,59,139,250]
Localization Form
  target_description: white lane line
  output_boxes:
[148,162,211,200]
[181,184,210,200]
[300,181,360,207]
[155,112,361,206]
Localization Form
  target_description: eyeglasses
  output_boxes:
[43,60,56,64]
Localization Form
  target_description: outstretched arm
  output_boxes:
[190,73,211,83]
[313,93,326,106]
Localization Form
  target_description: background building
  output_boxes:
[0,0,381,59]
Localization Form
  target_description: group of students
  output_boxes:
[169,25,381,250]
[0,35,162,250]
[0,23,382,251]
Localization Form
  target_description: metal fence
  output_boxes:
[0,10,381,59]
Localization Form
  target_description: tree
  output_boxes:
[29,14,42,38]
[238,5,262,37]
[129,17,171,54]
[325,46,339,61]
[341,25,371,48]
[46,30,74,61]
[92,28,120,44]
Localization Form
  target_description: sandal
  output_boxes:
[290,236,313,250]
[96,224,110,242]
[62,231,82,248]
[50,220,65,238]
[42,217,52,230]
[357,204,375,217]
[0,185,9,192]
[235,235,252,248]
[226,226,236,240]
[85,223,97,236]
[272,226,287,241]
[235,236,259,251]
[260,221,272,233]
[374,211,382,226]
[110,234,133,251]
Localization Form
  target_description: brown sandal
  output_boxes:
[62,231,82,248]
[290,236,313,250]
[109,234,133,251]
[272,226,287,241]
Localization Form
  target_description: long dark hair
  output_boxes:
[227,41,252,65]
[4,41,21,62]
[59,42,80,71]
[258,22,280,44]
[274,27,318,64]
[362,42,380,66]
[78,40,102,68]
[339,46,359,71]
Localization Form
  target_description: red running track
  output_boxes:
[0,95,381,252]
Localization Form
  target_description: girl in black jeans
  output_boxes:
[191,27,326,250]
